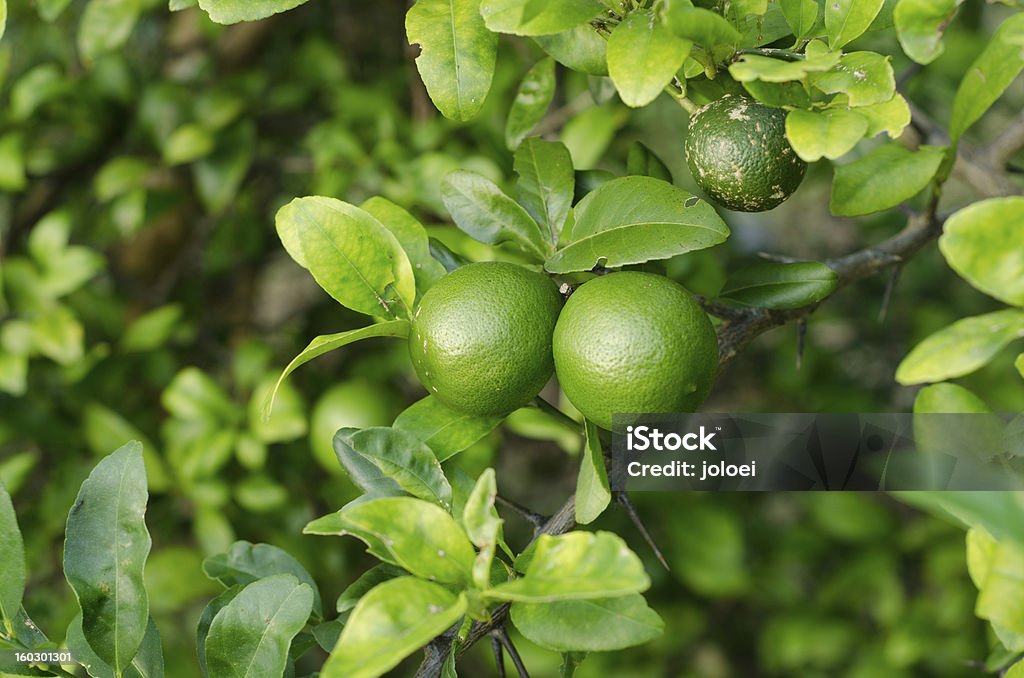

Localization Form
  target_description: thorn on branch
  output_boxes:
[757,251,806,264]
[492,626,531,678]
[496,495,548,534]
[492,634,506,678]
[615,492,670,571]
[878,265,903,323]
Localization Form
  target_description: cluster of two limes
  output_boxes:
[409,261,718,430]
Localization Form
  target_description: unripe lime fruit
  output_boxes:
[409,261,563,416]
[309,380,394,472]
[552,272,718,430]
[684,94,806,212]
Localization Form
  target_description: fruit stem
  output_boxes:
[665,77,698,115]
[532,396,584,434]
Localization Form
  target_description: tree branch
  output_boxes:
[716,207,944,368]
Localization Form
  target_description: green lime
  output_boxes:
[552,272,718,430]
[409,261,563,416]
[684,94,806,212]
[309,380,394,472]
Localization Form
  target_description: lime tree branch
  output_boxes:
[713,206,945,367]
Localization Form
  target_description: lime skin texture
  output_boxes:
[685,94,806,212]
[553,272,718,430]
[409,261,564,416]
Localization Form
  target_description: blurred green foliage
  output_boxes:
[0,0,1022,676]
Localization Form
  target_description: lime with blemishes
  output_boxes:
[685,94,806,212]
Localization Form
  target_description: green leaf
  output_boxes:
[487,531,649,602]
[510,594,663,651]
[202,541,322,620]
[545,176,730,274]
[0,1,6,46]
[197,586,243,678]
[463,468,502,589]
[204,575,313,678]
[67,613,163,678]
[162,124,215,165]
[812,52,895,106]
[360,197,447,293]
[64,442,151,675]
[1017,353,1024,379]
[321,577,467,678]
[305,497,475,585]
[575,420,610,525]
[162,367,239,423]
[741,79,812,108]
[506,58,557,149]
[194,120,255,214]
[626,142,672,183]
[406,0,498,122]
[720,262,837,309]
[336,565,405,615]
[894,0,959,64]
[514,138,574,244]
[275,197,416,319]
[560,105,627,169]
[331,428,405,500]
[480,0,605,36]
[661,4,741,47]
[729,42,839,82]
[441,170,551,260]
[607,10,691,108]
[266,320,410,417]
[779,0,818,38]
[897,492,1024,547]
[120,304,184,352]
[849,93,911,139]
[37,0,72,20]
[824,0,884,50]
[830,144,944,216]
[949,13,1024,142]
[0,133,26,192]
[78,0,142,67]
[939,197,1024,307]
[0,480,25,630]
[533,24,608,76]
[249,377,306,444]
[895,309,1024,384]
[197,0,309,24]
[785,108,867,162]
[345,427,453,509]
[975,538,1024,651]
[393,396,502,462]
